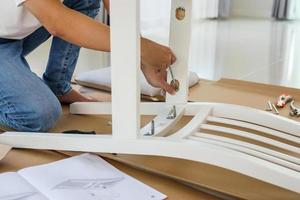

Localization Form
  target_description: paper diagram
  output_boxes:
[52,177,125,200]
[53,177,124,190]
[0,192,37,200]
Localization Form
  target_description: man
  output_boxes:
[0,0,176,132]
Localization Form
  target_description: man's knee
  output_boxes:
[30,98,62,132]
[4,96,62,132]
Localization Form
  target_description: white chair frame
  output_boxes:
[0,0,299,194]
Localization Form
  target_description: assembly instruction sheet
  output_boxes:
[0,153,166,200]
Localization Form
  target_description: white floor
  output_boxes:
[28,18,300,89]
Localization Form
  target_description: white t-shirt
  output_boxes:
[0,0,41,39]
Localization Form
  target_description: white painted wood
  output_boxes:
[212,104,300,137]
[2,102,300,192]
[170,107,212,139]
[195,133,300,165]
[68,102,300,146]
[207,116,300,144]
[189,136,300,172]
[140,105,185,137]
[110,0,140,139]
[70,102,184,116]
[0,131,299,193]
[186,103,299,138]
[166,0,192,104]
[199,125,300,154]
[70,102,113,115]
[69,102,300,135]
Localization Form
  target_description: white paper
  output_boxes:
[18,154,167,200]
[0,172,48,200]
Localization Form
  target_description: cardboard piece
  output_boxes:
[0,144,11,161]
[0,150,220,200]
[0,79,299,200]
[188,79,300,121]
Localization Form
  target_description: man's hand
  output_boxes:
[141,38,177,95]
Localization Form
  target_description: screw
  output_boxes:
[272,103,279,115]
[265,100,273,111]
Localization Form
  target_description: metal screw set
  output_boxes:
[266,100,279,115]
[266,94,300,117]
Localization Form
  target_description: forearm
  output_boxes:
[56,8,111,52]
[25,0,110,52]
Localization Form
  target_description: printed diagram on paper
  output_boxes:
[0,154,166,200]
[52,177,124,200]
[0,192,38,200]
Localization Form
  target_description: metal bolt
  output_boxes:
[176,7,186,20]
[265,100,273,111]
[272,103,279,115]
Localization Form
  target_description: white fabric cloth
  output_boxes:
[75,67,200,97]
[0,0,41,39]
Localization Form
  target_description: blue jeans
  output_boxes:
[0,0,100,132]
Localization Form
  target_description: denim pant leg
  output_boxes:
[0,39,62,132]
[43,0,101,96]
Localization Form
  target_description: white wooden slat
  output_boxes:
[194,133,300,165]
[70,102,197,116]
[1,131,299,193]
[207,116,300,144]
[212,104,300,137]
[166,0,192,104]
[70,102,164,115]
[200,124,300,154]
[70,102,203,116]
[170,107,212,139]
[190,136,300,172]
[110,0,140,139]
[140,106,185,137]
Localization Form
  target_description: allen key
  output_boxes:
[170,66,175,81]
[169,67,180,92]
